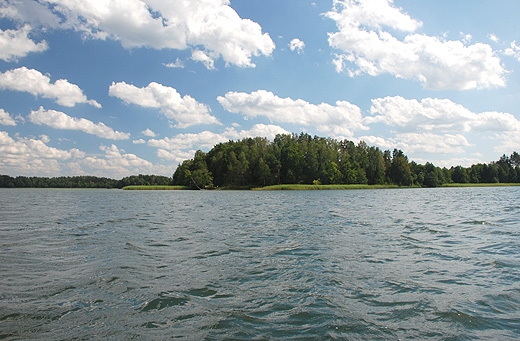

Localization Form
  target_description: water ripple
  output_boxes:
[1,188,520,339]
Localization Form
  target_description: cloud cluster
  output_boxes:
[359,95,520,161]
[0,129,172,177]
[28,107,130,140]
[79,144,172,178]
[0,67,101,107]
[0,25,48,61]
[109,81,220,128]
[325,0,506,90]
[2,0,275,68]
[0,131,84,175]
[505,41,520,62]
[367,96,520,133]
[148,124,289,164]
[218,90,367,137]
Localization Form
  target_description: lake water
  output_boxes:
[1,187,519,340]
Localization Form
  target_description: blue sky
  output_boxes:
[1,0,520,178]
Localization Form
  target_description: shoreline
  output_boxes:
[121,183,520,190]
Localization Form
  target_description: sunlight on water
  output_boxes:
[0,187,519,339]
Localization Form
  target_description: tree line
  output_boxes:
[0,174,172,189]
[1,133,519,189]
[172,133,520,189]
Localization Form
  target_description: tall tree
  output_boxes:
[389,149,413,186]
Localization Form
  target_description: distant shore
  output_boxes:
[121,183,520,190]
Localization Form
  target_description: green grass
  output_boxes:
[122,185,189,190]
[252,184,399,190]
[442,183,520,188]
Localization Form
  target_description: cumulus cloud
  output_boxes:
[0,130,84,175]
[325,0,506,90]
[0,0,60,27]
[109,81,220,128]
[0,25,48,61]
[141,128,156,137]
[4,0,275,68]
[217,90,367,137]
[367,96,520,133]
[391,132,472,154]
[361,96,520,162]
[358,132,472,157]
[66,144,173,178]
[492,131,520,156]
[289,38,305,54]
[148,124,289,164]
[0,108,16,126]
[0,129,175,177]
[28,107,130,140]
[0,67,101,108]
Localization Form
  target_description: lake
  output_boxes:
[1,187,519,340]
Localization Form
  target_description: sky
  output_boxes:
[1,0,520,178]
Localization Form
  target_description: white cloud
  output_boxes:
[325,0,506,90]
[461,32,472,44]
[0,130,84,176]
[328,0,422,32]
[141,128,156,137]
[358,132,472,158]
[163,58,185,68]
[0,67,101,108]
[367,96,520,133]
[109,81,220,128]
[6,0,275,68]
[505,41,520,62]
[0,129,175,177]
[289,38,305,54]
[0,25,48,61]
[78,144,174,178]
[40,134,50,143]
[432,157,486,169]
[0,0,61,27]
[0,108,16,126]
[491,131,520,156]
[218,90,367,137]
[148,124,289,164]
[28,107,130,140]
[133,139,146,144]
[392,132,472,154]
[362,96,520,162]
[191,49,215,70]
[488,33,500,43]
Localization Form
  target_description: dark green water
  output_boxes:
[1,187,519,340]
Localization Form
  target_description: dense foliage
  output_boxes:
[0,174,172,189]
[172,133,520,189]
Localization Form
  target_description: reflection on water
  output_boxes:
[0,187,519,339]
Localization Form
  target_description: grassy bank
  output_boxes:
[122,183,520,190]
[252,184,400,190]
[122,185,189,190]
[442,183,520,188]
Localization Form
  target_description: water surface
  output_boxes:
[1,187,519,339]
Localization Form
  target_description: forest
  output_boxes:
[172,133,520,189]
[1,133,519,189]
